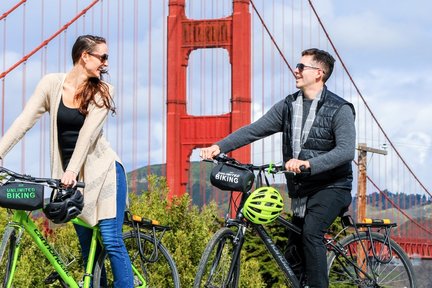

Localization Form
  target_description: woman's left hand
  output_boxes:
[61,170,78,187]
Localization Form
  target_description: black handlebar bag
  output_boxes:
[0,181,45,211]
[210,163,255,193]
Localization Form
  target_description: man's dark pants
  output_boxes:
[286,187,352,288]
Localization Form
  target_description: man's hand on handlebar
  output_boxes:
[285,159,310,174]
[200,144,221,160]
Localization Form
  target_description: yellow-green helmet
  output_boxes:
[243,186,284,224]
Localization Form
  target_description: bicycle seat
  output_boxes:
[338,206,354,227]
[338,206,349,217]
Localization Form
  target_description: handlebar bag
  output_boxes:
[0,181,45,210]
[210,162,255,192]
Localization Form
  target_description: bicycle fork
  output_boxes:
[222,225,246,287]
[2,226,23,288]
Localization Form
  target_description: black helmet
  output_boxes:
[43,188,84,224]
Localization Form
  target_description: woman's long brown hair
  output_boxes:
[71,35,115,115]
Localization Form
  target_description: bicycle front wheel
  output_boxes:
[327,231,416,288]
[194,227,242,288]
[93,230,180,288]
[0,227,18,288]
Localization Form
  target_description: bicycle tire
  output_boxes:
[0,227,17,288]
[193,227,241,288]
[327,231,417,288]
[93,230,180,288]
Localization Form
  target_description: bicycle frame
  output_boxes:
[226,198,393,288]
[254,223,299,284]
[5,210,101,288]
[225,191,301,287]
[222,166,375,287]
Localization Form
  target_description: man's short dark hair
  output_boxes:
[302,48,335,82]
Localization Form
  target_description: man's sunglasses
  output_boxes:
[296,63,324,74]
[88,52,109,62]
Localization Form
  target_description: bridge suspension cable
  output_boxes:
[1,0,430,257]
[0,0,100,80]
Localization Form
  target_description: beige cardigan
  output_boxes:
[0,73,124,226]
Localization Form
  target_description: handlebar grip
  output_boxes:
[75,182,85,188]
[202,153,231,164]
[214,153,233,161]
[299,166,311,173]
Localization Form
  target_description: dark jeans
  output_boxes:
[286,187,352,288]
[74,162,134,288]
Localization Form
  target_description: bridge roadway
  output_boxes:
[395,238,432,259]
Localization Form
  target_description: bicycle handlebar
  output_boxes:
[204,153,310,176]
[0,166,85,189]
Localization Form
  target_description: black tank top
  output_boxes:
[57,97,85,170]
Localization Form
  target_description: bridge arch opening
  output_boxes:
[186,48,231,116]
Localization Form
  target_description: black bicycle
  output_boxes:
[193,154,416,288]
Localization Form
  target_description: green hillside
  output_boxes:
[126,161,290,209]
[127,163,432,225]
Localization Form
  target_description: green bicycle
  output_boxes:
[0,166,180,287]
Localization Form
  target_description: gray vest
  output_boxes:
[282,87,355,197]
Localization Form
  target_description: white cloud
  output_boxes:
[332,13,403,50]
[395,132,431,164]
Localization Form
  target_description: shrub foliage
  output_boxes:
[0,175,280,287]
[1,175,348,287]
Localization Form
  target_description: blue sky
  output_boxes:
[1,1,431,193]
[314,0,432,193]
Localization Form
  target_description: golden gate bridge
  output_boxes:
[1,0,431,282]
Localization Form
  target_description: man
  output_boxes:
[200,48,355,287]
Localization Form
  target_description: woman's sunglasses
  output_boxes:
[88,52,109,62]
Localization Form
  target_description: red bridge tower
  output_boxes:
[167,0,251,197]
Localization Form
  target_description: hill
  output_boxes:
[127,163,432,222]
[126,161,289,208]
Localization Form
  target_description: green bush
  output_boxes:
[129,174,266,287]
[0,175,269,287]
[4,175,345,287]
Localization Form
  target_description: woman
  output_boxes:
[0,35,134,287]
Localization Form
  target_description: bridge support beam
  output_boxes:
[167,0,251,198]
